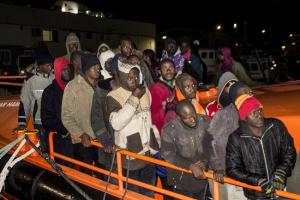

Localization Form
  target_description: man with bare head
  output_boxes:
[161,99,213,199]
[111,36,134,74]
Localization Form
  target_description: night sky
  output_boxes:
[7,0,299,38]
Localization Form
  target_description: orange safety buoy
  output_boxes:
[198,87,218,106]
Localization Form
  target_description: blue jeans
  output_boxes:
[123,164,156,197]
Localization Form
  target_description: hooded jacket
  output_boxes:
[226,118,296,199]
[175,73,206,115]
[182,48,204,82]
[219,47,233,73]
[41,57,70,136]
[218,48,258,86]
[64,33,81,61]
[106,61,160,170]
[161,48,185,74]
[206,72,238,119]
[216,71,238,104]
[54,57,70,90]
[207,103,239,171]
[97,43,110,59]
[99,50,115,80]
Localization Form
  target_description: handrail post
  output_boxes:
[49,132,54,160]
[116,151,124,192]
[213,180,220,200]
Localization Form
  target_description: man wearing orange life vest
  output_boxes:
[175,73,206,115]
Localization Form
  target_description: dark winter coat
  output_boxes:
[182,53,203,83]
[226,118,296,199]
[161,115,213,197]
[207,103,239,171]
[41,80,68,136]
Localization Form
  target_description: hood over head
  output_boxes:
[65,32,81,60]
[54,57,70,90]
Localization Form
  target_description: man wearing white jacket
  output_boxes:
[106,60,160,197]
[18,51,54,151]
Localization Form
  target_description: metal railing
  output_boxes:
[46,132,300,200]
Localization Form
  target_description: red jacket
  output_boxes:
[149,81,175,134]
[205,100,221,119]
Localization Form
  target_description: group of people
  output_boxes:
[17,32,297,200]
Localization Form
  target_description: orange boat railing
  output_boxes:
[46,132,300,200]
[0,76,26,87]
[0,76,26,80]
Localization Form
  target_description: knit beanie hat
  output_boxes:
[235,95,262,120]
[81,54,100,74]
[37,52,53,66]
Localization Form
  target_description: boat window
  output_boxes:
[0,50,12,66]
[201,52,207,59]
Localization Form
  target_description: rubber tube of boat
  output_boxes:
[7,160,42,199]
[0,156,117,200]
